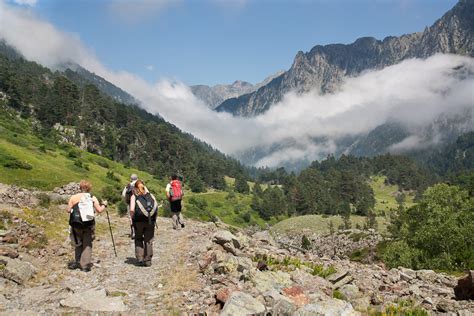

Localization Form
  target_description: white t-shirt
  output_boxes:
[165,183,171,194]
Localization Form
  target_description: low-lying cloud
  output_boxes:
[1,1,473,168]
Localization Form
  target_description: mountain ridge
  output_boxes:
[216,0,473,116]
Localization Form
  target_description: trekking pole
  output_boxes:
[105,209,118,257]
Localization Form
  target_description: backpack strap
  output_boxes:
[136,195,158,218]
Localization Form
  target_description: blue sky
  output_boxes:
[13,0,457,86]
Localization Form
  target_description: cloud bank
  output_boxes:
[1,1,473,168]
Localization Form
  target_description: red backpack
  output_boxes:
[169,180,183,201]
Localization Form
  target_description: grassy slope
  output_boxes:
[0,104,257,228]
[369,175,415,214]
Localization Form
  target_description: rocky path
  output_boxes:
[1,213,214,314]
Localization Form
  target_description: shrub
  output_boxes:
[101,185,121,204]
[384,184,473,270]
[106,171,120,182]
[301,235,311,250]
[37,193,51,208]
[3,158,32,170]
[117,201,128,217]
[67,149,81,159]
[96,159,110,169]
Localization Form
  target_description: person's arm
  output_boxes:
[121,186,127,198]
[93,197,107,214]
[165,183,171,199]
[129,195,136,218]
[67,197,74,213]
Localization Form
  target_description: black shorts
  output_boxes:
[170,199,182,213]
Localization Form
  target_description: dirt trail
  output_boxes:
[2,213,212,314]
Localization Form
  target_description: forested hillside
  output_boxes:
[0,50,248,190]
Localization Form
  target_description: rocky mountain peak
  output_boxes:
[216,0,473,117]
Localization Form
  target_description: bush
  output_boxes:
[101,186,121,204]
[37,193,50,208]
[68,149,81,159]
[384,184,474,270]
[117,201,128,217]
[96,159,110,169]
[73,159,89,170]
[301,235,311,250]
[3,158,32,170]
[106,171,120,182]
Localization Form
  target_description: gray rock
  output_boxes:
[0,256,36,285]
[60,288,128,312]
[251,271,293,293]
[295,298,358,316]
[272,299,297,315]
[213,230,241,249]
[416,269,437,283]
[327,269,349,283]
[339,284,360,300]
[220,291,266,316]
[333,275,354,290]
[252,231,276,246]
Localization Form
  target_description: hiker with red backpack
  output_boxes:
[166,174,184,230]
[67,180,107,272]
[129,180,158,267]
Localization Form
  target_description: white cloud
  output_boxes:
[12,0,37,6]
[145,65,155,71]
[0,0,473,169]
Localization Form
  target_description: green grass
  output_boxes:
[369,175,415,214]
[183,190,276,228]
[270,214,388,236]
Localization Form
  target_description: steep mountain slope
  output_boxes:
[191,71,284,109]
[0,48,249,190]
[217,0,473,116]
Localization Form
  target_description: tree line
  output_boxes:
[0,52,249,189]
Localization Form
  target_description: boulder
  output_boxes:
[220,291,266,316]
[252,231,276,246]
[327,269,349,283]
[213,230,241,249]
[0,256,36,285]
[339,284,360,301]
[251,271,293,293]
[295,298,358,316]
[416,269,437,283]
[454,270,474,300]
[282,286,310,307]
[59,288,128,312]
[272,299,297,315]
[216,287,234,304]
[0,246,19,259]
[290,269,333,296]
[333,275,354,290]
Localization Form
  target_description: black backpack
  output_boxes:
[134,193,157,224]
[69,195,95,229]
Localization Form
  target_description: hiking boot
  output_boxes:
[144,261,152,267]
[68,262,80,270]
[136,260,145,267]
[181,223,185,228]
[81,266,91,272]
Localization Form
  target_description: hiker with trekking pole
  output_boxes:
[129,180,158,267]
[67,180,108,272]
